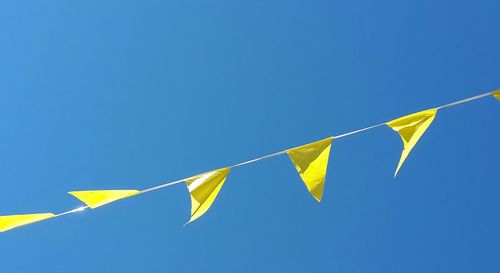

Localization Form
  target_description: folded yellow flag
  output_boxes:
[387,108,437,176]
[493,90,500,100]
[69,190,140,209]
[185,168,231,223]
[287,137,333,202]
[0,213,55,232]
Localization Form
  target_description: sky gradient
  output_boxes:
[1,1,499,272]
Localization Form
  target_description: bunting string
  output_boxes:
[436,91,493,110]
[1,90,498,232]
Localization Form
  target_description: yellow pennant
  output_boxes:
[185,168,231,223]
[0,213,55,232]
[69,190,140,209]
[287,137,333,202]
[493,90,500,100]
[386,108,437,176]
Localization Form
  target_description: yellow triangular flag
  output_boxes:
[69,190,140,209]
[287,137,333,202]
[0,213,55,232]
[493,90,500,100]
[386,108,437,176]
[185,168,231,223]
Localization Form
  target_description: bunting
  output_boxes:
[493,90,500,100]
[0,213,55,232]
[69,190,140,209]
[386,109,437,176]
[185,168,231,223]
[287,137,333,202]
[0,91,497,232]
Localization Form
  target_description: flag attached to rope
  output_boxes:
[493,90,500,100]
[185,168,231,223]
[0,213,55,232]
[386,108,437,176]
[69,190,140,209]
[287,137,333,202]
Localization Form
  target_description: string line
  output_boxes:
[436,92,492,109]
[54,91,496,216]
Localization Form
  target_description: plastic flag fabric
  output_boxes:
[69,190,140,209]
[493,90,500,100]
[287,137,333,202]
[0,91,495,232]
[185,168,231,223]
[386,108,437,176]
[0,213,55,232]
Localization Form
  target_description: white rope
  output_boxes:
[141,178,186,194]
[230,151,288,168]
[436,92,492,110]
[55,206,88,217]
[53,91,495,217]
[334,123,386,139]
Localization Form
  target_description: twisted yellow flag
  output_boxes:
[185,168,231,223]
[386,108,437,176]
[493,90,500,100]
[287,137,333,202]
[0,213,55,232]
[69,190,140,209]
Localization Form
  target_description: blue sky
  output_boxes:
[0,1,499,272]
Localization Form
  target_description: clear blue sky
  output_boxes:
[1,1,499,272]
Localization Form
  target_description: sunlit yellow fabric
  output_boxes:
[287,137,333,202]
[69,190,140,209]
[185,168,231,223]
[493,90,500,100]
[0,213,55,232]
[386,108,437,176]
